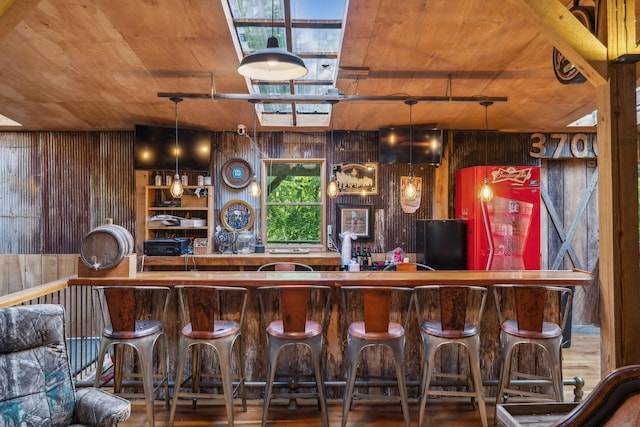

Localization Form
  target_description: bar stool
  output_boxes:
[93,286,170,427]
[340,285,414,427]
[169,285,248,426]
[413,285,488,427]
[493,284,573,405]
[257,282,331,427]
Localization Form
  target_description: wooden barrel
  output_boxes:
[80,219,134,270]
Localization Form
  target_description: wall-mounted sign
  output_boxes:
[332,162,378,195]
[220,199,255,231]
[222,158,253,189]
[529,133,597,160]
[551,6,594,85]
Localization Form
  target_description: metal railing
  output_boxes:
[0,279,99,382]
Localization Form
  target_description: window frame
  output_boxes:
[259,158,327,250]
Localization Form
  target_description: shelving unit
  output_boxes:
[144,185,214,254]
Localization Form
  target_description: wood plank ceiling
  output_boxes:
[0,0,623,133]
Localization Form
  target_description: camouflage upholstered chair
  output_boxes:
[0,304,130,427]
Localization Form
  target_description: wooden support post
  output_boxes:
[596,61,640,372]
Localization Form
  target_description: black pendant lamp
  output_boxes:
[237,0,307,81]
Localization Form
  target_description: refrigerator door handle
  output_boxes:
[480,200,493,270]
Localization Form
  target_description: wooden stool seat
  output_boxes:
[348,320,405,340]
[502,319,563,339]
[181,320,241,340]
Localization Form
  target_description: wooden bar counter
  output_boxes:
[68,269,592,399]
[68,268,591,288]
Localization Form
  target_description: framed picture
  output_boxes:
[336,203,374,240]
[333,162,378,195]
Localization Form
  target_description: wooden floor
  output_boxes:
[120,327,601,426]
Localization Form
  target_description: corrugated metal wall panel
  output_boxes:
[94,132,136,233]
[0,133,41,253]
[42,132,95,253]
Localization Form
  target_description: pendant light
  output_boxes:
[326,101,340,198]
[403,100,418,201]
[248,105,262,197]
[237,0,307,81]
[169,97,184,198]
[478,100,494,202]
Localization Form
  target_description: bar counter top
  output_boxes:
[68,268,592,287]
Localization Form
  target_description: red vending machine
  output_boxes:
[455,165,541,270]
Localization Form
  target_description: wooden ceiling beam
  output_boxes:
[507,0,607,87]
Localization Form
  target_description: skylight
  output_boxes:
[222,0,348,127]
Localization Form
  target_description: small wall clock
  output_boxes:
[220,199,255,231]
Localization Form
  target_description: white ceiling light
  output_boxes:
[238,36,308,81]
[236,0,307,82]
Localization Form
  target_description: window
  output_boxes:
[222,0,348,127]
[264,159,325,247]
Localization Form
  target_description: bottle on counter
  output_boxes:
[154,171,162,186]
[165,174,172,186]
[197,174,204,186]
[181,173,188,186]
[204,173,212,186]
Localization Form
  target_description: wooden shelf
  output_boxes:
[144,185,214,254]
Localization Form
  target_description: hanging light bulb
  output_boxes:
[327,175,339,198]
[249,103,262,198]
[169,97,184,198]
[479,177,493,201]
[478,100,494,202]
[404,176,418,200]
[326,106,340,198]
[248,175,261,197]
[402,100,418,201]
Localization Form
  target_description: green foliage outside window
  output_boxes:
[265,161,323,245]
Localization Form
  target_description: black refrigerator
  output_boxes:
[416,219,467,270]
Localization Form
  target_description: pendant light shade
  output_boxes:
[402,100,418,201]
[478,100,494,202]
[238,36,308,81]
[169,97,184,198]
